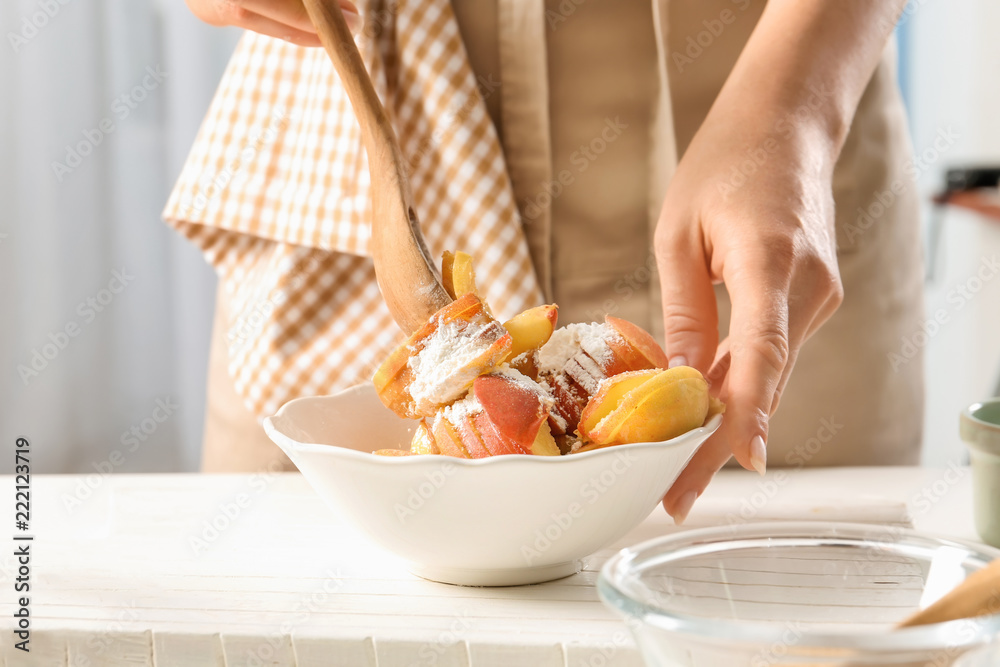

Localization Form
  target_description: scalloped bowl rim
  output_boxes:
[264,385,724,465]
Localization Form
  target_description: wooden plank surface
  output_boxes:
[0,467,977,666]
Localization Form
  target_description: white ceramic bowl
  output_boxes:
[264,383,720,586]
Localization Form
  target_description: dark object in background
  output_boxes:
[927,166,1000,399]
[926,165,1000,282]
[941,167,1000,195]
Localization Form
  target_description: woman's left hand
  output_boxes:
[655,96,844,524]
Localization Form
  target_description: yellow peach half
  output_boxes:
[441,250,478,300]
[502,304,558,378]
[410,420,440,455]
[580,366,710,446]
[578,369,662,437]
[530,421,561,456]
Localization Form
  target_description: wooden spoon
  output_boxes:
[300,0,452,334]
[897,556,1000,628]
[783,559,1000,666]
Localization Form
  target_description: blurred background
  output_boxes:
[1,0,998,474]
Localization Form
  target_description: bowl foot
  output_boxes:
[408,560,581,586]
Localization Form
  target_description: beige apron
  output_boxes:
[202,0,924,471]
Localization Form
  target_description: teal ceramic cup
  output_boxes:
[961,399,1000,548]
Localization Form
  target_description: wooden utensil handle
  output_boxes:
[301,0,453,334]
[898,557,1000,628]
[301,0,396,164]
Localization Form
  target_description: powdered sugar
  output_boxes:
[537,322,615,376]
[565,352,606,394]
[539,374,570,433]
[407,318,501,414]
[437,391,483,426]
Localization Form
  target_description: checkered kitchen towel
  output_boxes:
[163,0,543,418]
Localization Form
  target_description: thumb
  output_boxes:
[654,224,719,373]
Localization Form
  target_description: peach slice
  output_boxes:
[578,369,661,436]
[410,420,440,455]
[472,372,551,450]
[372,293,512,419]
[441,251,456,298]
[431,393,510,458]
[471,411,530,456]
[373,449,415,457]
[605,316,670,371]
[537,319,667,436]
[441,250,478,300]
[502,304,558,379]
[542,371,591,437]
[530,420,561,456]
[429,371,556,458]
[431,411,474,458]
[579,366,710,447]
[604,315,669,376]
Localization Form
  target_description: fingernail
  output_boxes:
[668,355,688,369]
[670,490,698,525]
[749,435,767,476]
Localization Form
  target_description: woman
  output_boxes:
[171,0,924,523]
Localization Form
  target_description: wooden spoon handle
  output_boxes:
[898,557,1000,628]
[300,0,393,165]
[300,0,451,334]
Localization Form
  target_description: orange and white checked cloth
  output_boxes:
[162,0,543,418]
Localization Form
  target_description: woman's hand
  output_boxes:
[655,0,908,524]
[656,103,843,523]
[185,0,361,45]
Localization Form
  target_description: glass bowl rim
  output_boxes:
[598,521,1000,652]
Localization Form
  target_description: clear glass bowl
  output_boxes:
[955,642,1000,666]
[599,522,1000,666]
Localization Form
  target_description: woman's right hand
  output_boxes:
[185,0,361,46]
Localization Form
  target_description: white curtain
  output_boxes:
[0,0,241,472]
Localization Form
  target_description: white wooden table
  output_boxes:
[0,467,979,666]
